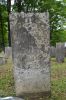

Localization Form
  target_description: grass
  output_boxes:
[51,58,66,100]
[0,59,15,97]
[0,58,66,99]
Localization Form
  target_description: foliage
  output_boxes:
[13,0,66,46]
[0,3,8,51]
[0,0,66,49]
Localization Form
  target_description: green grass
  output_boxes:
[0,59,15,97]
[51,58,66,100]
[0,58,66,99]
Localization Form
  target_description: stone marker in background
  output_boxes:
[0,57,6,65]
[5,47,12,59]
[10,12,50,99]
[0,52,6,65]
[50,46,56,57]
[56,43,65,63]
[64,42,66,57]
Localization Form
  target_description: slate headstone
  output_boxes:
[56,43,65,63]
[50,46,56,57]
[0,52,6,65]
[5,47,12,59]
[0,57,6,65]
[64,42,66,57]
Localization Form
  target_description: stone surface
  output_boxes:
[56,43,65,63]
[0,52,6,65]
[64,47,66,57]
[10,12,50,97]
[0,57,6,65]
[50,46,56,57]
[5,47,12,59]
[64,42,66,57]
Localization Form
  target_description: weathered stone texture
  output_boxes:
[0,57,6,65]
[10,12,50,97]
[64,47,66,57]
[64,42,66,57]
[5,47,12,59]
[0,52,6,65]
[56,43,65,63]
[50,46,56,57]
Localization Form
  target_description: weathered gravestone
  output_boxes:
[5,47,12,59]
[56,43,65,63]
[0,57,6,65]
[10,12,50,99]
[64,42,66,57]
[0,52,6,65]
[0,97,24,100]
[50,46,56,57]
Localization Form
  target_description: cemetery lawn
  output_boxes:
[0,59,15,97]
[51,58,66,100]
[0,58,66,99]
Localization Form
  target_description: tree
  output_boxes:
[13,0,66,46]
[0,3,8,51]
[7,0,11,46]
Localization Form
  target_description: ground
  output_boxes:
[0,58,66,100]
[51,58,66,100]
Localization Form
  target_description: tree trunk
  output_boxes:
[7,0,11,46]
[0,8,5,52]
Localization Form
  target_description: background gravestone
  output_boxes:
[5,47,12,59]
[10,12,50,99]
[64,42,66,57]
[0,57,6,65]
[50,46,56,57]
[56,43,65,63]
[0,51,6,65]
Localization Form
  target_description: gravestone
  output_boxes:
[64,42,66,57]
[56,43,65,63]
[0,52,6,65]
[50,46,56,57]
[5,47,12,59]
[10,12,50,99]
[0,57,6,65]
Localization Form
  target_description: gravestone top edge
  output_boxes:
[10,11,49,20]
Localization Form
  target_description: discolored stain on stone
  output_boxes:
[16,27,37,51]
[28,27,32,31]
[41,44,45,52]
[31,14,39,23]
[22,55,26,69]
[17,15,25,25]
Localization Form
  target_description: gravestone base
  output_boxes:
[18,91,51,100]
